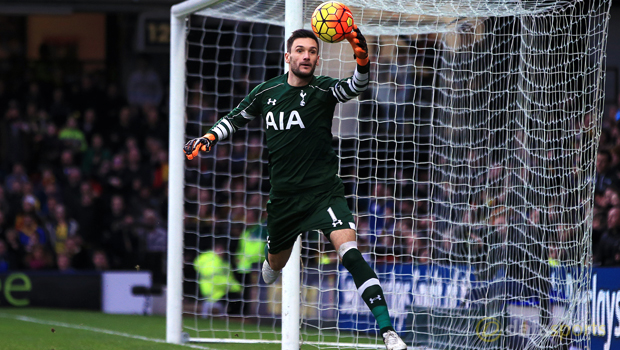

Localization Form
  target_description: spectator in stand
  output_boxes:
[108,106,136,153]
[374,206,396,259]
[45,203,79,255]
[4,163,29,194]
[0,186,9,217]
[56,253,75,273]
[230,141,246,175]
[355,216,371,252]
[22,82,43,108]
[58,117,87,153]
[596,150,617,194]
[367,183,394,245]
[0,81,8,118]
[246,135,264,163]
[64,235,91,270]
[104,153,129,196]
[20,180,38,205]
[24,102,48,137]
[151,147,168,194]
[401,231,426,264]
[139,106,167,146]
[0,209,6,238]
[3,229,24,269]
[0,239,15,272]
[40,167,57,190]
[61,166,82,216]
[103,83,126,121]
[40,195,60,225]
[592,212,607,250]
[5,186,24,226]
[58,149,78,181]
[17,212,47,251]
[0,101,33,170]
[136,208,167,284]
[548,244,561,267]
[418,248,430,264]
[74,74,103,114]
[126,148,151,194]
[25,243,53,270]
[81,108,99,143]
[81,133,111,178]
[126,55,163,108]
[124,136,140,154]
[595,206,620,266]
[131,186,159,219]
[91,249,110,271]
[75,181,99,247]
[610,145,620,177]
[49,87,72,126]
[101,195,137,269]
[600,186,620,218]
[37,123,63,168]
[14,195,41,231]
[246,168,262,193]
[37,167,59,215]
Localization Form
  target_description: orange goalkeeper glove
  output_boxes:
[184,133,216,160]
[345,25,369,66]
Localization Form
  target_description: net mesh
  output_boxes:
[181,0,610,348]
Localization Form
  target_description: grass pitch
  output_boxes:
[0,308,380,350]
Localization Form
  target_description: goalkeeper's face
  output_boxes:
[286,38,319,79]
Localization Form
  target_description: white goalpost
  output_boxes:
[168,0,305,347]
[168,0,611,349]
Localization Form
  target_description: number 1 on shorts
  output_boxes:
[327,207,343,227]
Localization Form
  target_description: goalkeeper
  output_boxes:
[184,27,406,350]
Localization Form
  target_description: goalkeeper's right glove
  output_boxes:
[184,133,216,160]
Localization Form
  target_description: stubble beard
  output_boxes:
[291,62,316,79]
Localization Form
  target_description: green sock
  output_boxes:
[373,307,395,335]
[342,248,394,333]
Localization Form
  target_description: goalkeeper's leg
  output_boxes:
[261,242,294,284]
[330,229,407,350]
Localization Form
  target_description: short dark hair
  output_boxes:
[287,29,319,53]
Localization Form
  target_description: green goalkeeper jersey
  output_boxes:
[208,64,369,193]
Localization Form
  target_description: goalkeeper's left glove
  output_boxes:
[184,133,216,160]
[345,25,369,66]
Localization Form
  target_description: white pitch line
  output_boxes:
[0,312,215,350]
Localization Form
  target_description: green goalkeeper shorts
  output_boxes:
[266,180,356,254]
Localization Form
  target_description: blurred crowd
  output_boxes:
[1,34,618,313]
[0,56,170,283]
[592,105,620,266]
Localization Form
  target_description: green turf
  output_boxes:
[0,308,381,350]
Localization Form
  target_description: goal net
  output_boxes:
[169,0,611,349]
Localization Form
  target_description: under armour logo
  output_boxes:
[299,91,306,106]
[369,295,382,304]
[267,98,277,105]
[327,207,342,227]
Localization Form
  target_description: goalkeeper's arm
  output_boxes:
[331,25,369,103]
[184,85,262,160]
[184,115,241,160]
